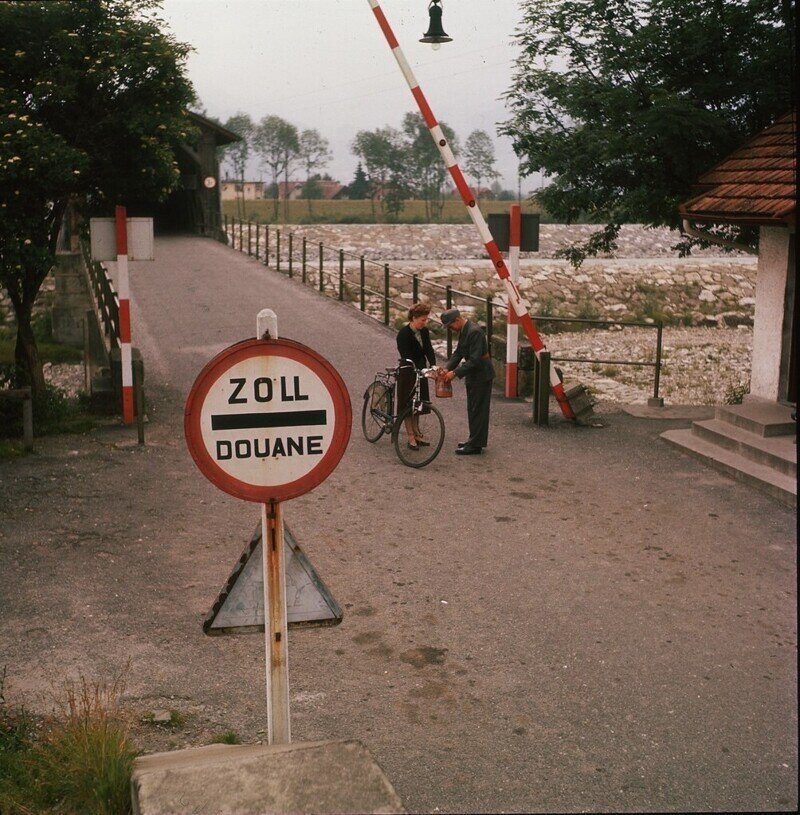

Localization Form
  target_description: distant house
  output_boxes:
[679,111,796,405]
[277,180,344,200]
[221,179,265,201]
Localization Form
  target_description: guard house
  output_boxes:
[663,112,797,507]
[151,111,240,237]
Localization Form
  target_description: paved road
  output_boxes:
[1,235,796,813]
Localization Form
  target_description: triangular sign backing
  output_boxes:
[203,522,343,635]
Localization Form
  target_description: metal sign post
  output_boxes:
[184,309,351,744]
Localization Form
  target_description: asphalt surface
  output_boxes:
[0,235,796,813]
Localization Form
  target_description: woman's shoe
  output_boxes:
[407,440,419,450]
[415,438,431,447]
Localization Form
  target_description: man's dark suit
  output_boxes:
[445,319,494,449]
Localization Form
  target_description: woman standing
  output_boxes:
[396,302,437,449]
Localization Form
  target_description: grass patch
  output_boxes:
[0,670,135,815]
[209,731,240,745]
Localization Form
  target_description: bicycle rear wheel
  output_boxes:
[392,404,445,468]
[362,381,391,442]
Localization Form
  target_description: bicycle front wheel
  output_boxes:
[392,404,445,468]
[362,381,391,443]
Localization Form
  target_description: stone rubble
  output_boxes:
[6,225,759,407]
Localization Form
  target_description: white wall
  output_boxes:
[750,226,792,400]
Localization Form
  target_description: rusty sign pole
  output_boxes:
[255,308,291,744]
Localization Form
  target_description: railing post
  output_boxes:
[446,284,453,358]
[288,233,293,278]
[383,263,390,326]
[360,256,365,312]
[302,237,307,284]
[247,221,252,256]
[653,321,663,403]
[413,273,419,303]
[276,230,281,273]
[338,249,344,301]
[265,225,270,266]
[533,350,550,426]
[486,294,493,356]
[319,242,324,292]
[238,219,243,251]
[224,214,228,241]
[255,223,260,261]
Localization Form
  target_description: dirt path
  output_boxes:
[1,236,796,813]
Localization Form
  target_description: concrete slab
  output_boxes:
[720,397,796,436]
[131,739,406,815]
[621,403,716,420]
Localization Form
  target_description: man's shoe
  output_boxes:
[457,441,468,448]
[455,445,482,455]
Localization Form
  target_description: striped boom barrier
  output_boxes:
[366,0,576,420]
[115,205,134,424]
[506,204,520,398]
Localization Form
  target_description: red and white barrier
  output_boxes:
[367,0,575,420]
[505,204,520,398]
[115,205,134,424]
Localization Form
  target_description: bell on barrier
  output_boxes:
[420,0,452,47]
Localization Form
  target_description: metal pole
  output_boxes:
[248,221,252,256]
[115,205,134,425]
[413,273,419,303]
[506,204,520,397]
[302,237,307,283]
[255,223,260,261]
[262,499,291,744]
[276,230,281,273]
[446,284,453,358]
[383,264,390,326]
[360,256,366,311]
[486,294,493,357]
[238,218,243,251]
[366,0,576,421]
[339,249,344,301]
[319,243,324,293]
[654,321,663,400]
[265,225,270,266]
[288,233,293,278]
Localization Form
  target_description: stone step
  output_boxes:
[692,419,797,477]
[661,428,797,508]
[716,400,796,437]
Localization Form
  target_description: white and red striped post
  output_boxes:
[367,0,575,420]
[115,205,134,424]
[505,204,521,398]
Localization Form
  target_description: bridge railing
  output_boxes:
[221,216,663,400]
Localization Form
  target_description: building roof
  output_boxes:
[186,110,241,146]
[679,111,797,227]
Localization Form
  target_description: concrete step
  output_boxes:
[661,428,797,509]
[692,418,797,477]
[716,400,796,437]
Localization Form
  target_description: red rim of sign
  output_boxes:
[184,338,351,502]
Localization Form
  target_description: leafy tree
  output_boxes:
[464,130,500,203]
[346,162,370,200]
[402,112,460,221]
[351,127,407,219]
[0,0,194,395]
[300,177,323,200]
[253,115,299,221]
[297,128,332,216]
[500,0,794,264]
[220,113,254,218]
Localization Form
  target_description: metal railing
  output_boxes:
[81,240,120,349]
[221,216,664,399]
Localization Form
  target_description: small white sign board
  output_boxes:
[89,217,155,261]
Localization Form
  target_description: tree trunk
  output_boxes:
[13,301,46,398]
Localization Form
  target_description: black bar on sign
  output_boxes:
[211,410,327,431]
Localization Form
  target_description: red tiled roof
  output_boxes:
[679,111,797,226]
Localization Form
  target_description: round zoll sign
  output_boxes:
[184,338,351,502]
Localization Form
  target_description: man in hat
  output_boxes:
[440,308,494,455]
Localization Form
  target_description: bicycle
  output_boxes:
[361,360,446,468]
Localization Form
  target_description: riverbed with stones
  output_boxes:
[29,225,757,406]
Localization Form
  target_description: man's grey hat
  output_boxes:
[440,308,461,326]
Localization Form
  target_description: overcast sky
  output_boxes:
[159,0,542,192]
